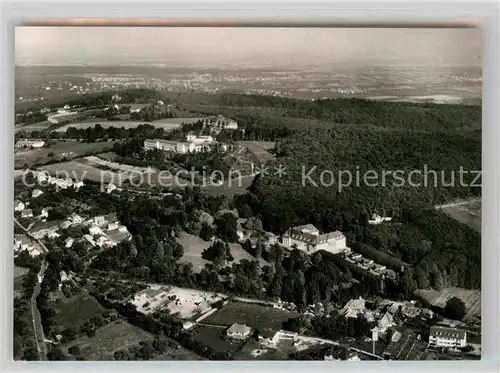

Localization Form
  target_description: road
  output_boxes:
[15,217,49,360]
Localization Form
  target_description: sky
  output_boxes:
[15,27,482,69]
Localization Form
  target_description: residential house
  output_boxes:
[93,215,107,227]
[70,213,84,225]
[225,323,252,340]
[21,209,34,218]
[258,329,280,347]
[428,326,467,348]
[377,312,395,334]
[341,297,366,319]
[14,199,25,212]
[368,214,392,225]
[282,224,348,254]
[32,189,44,198]
[47,231,61,239]
[15,139,45,149]
[107,222,119,231]
[65,237,74,248]
[89,225,104,236]
[39,208,49,219]
[14,234,43,257]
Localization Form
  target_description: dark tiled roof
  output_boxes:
[430,326,466,339]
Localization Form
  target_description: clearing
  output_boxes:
[439,200,481,233]
[238,141,276,165]
[176,232,268,272]
[15,141,114,169]
[61,319,154,360]
[130,284,225,320]
[53,118,202,133]
[38,158,140,184]
[415,287,481,320]
[203,300,298,331]
[52,293,106,329]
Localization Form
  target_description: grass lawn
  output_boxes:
[177,232,268,272]
[52,293,106,329]
[152,345,205,360]
[203,301,298,331]
[62,319,154,360]
[15,141,114,168]
[441,200,481,233]
[238,141,276,164]
[191,325,244,354]
[415,287,481,320]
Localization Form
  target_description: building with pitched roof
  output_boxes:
[225,323,252,340]
[282,224,348,254]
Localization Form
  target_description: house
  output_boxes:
[368,214,393,225]
[107,222,119,231]
[65,237,74,248]
[282,224,348,254]
[39,208,49,219]
[70,213,84,225]
[32,189,44,198]
[428,326,467,348]
[60,270,70,283]
[60,220,72,229]
[15,139,45,149]
[84,234,96,246]
[47,231,60,239]
[21,209,34,218]
[341,297,366,319]
[377,312,395,334]
[225,323,252,340]
[89,225,104,236]
[258,329,280,347]
[14,199,25,212]
[93,215,107,227]
[14,235,43,257]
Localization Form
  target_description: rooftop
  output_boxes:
[430,326,466,339]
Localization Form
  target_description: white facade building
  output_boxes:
[226,323,252,340]
[282,224,348,254]
[428,326,467,348]
[14,199,25,212]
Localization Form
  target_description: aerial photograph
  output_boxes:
[13,26,481,361]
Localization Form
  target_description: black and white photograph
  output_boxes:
[13,26,482,362]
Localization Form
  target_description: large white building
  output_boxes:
[144,136,213,155]
[203,115,238,130]
[428,326,467,348]
[15,139,45,149]
[282,224,348,254]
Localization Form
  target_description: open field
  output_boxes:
[176,232,267,272]
[53,118,202,133]
[440,200,481,233]
[62,320,154,360]
[15,121,53,133]
[238,141,276,164]
[15,141,114,168]
[191,325,245,355]
[52,293,106,329]
[130,284,225,319]
[203,301,298,331]
[415,287,481,320]
[38,158,141,184]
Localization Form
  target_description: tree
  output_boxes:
[68,345,81,356]
[443,297,466,320]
